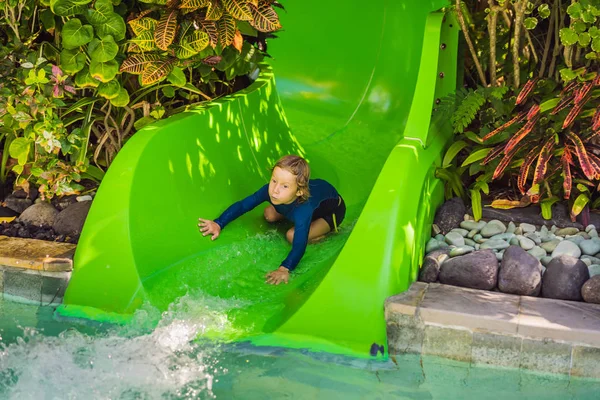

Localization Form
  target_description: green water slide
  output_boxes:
[57,0,459,358]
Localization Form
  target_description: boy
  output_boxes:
[198,155,346,285]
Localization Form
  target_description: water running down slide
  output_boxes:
[57,0,459,358]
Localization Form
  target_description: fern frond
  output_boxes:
[451,89,486,133]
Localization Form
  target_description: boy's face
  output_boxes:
[269,166,302,205]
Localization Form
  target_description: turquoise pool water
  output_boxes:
[1,296,600,399]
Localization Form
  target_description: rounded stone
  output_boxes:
[586,224,597,233]
[520,223,536,234]
[467,229,478,239]
[540,239,561,253]
[519,237,535,250]
[450,228,469,237]
[566,235,585,245]
[507,221,517,234]
[498,246,542,296]
[450,245,475,257]
[527,246,547,260]
[464,238,476,247]
[542,255,590,301]
[480,239,510,251]
[17,202,58,228]
[419,249,450,283]
[582,276,600,304]
[509,237,520,246]
[445,232,465,246]
[556,227,580,237]
[439,249,499,290]
[589,264,600,277]
[579,238,600,256]
[460,220,486,231]
[541,256,553,267]
[480,220,507,238]
[551,240,582,259]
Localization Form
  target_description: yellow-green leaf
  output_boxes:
[222,0,252,20]
[89,59,119,82]
[470,189,482,221]
[571,193,590,219]
[461,148,492,167]
[110,88,130,107]
[442,140,468,168]
[130,30,159,51]
[155,10,179,50]
[199,19,218,47]
[180,0,209,11]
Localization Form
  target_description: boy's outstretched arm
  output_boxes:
[198,219,221,240]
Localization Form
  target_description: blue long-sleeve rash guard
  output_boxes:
[214,179,340,271]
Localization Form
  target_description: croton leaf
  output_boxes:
[89,59,120,82]
[128,17,158,35]
[120,54,162,74]
[167,66,186,87]
[88,35,119,63]
[62,18,94,49]
[218,13,236,47]
[60,48,87,74]
[188,30,210,52]
[206,0,224,21]
[222,0,252,20]
[141,59,175,85]
[155,10,179,50]
[130,30,159,51]
[233,29,243,52]
[199,19,218,47]
[179,0,209,11]
[86,0,113,25]
[94,12,126,41]
[248,2,281,32]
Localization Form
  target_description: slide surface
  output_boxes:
[58,0,459,358]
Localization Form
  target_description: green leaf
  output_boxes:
[93,12,126,41]
[75,67,100,88]
[592,37,600,52]
[579,32,591,46]
[567,2,582,19]
[573,21,587,33]
[9,138,31,165]
[81,165,105,182]
[40,9,56,33]
[470,189,482,221]
[560,68,578,81]
[89,59,119,82]
[586,51,598,60]
[12,164,24,175]
[463,131,483,143]
[560,28,579,46]
[60,48,86,74]
[86,0,113,25]
[110,88,130,107]
[571,193,590,218]
[443,140,468,167]
[134,116,156,130]
[97,80,122,99]
[540,197,560,220]
[62,18,94,49]
[538,3,551,19]
[50,0,86,16]
[88,35,119,62]
[461,148,492,167]
[582,11,596,23]
[590,26,600,38]
[129,30,158,51]
[524,17,538,30]
[167,67,186,87]
[162,86,176,97]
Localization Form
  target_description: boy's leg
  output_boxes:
[286,218,331,244]
[264,205,284,222]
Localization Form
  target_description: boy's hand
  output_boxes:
[198,218,221,240]
[265,266,289,285]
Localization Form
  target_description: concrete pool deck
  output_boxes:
[386,282,600,379]
[0,236,74,305]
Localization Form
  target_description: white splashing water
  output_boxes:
[0,293,250,400]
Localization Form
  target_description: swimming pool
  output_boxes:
[2,296,599,400]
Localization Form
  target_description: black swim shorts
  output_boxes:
[311,196,346,232]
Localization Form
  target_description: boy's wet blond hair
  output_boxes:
[273,155,310,202]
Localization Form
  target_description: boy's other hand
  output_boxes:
[198,218,221,240]
[265,266,289,285]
